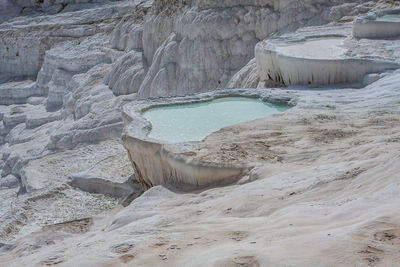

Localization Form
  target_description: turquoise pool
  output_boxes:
[143,97,289,143]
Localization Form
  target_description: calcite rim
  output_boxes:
[121,89,295,188]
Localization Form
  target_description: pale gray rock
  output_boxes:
[26,97,46,106]
[353,8,400,39]
[1,155,19,177]
[139,33,179,97]
[110,15,144,52]
[1,152,9,162]
[0,239,15,254]
[255,24,400,86]
[0,0,19,23]
[0,0,145,80]
[36,36,111,110]
[104,51,145,95]
[363,73,381,86]
[6,124,31,146]
[26,111,62,129]
[68,172,140,204]
[49,122,123,151]
[0,3,151,185]
[227,58,259,89]
[0,174,19,188]
[46,69,77,111]
[0,124,7,136]
[2,113,26,130]
[0,80,37,105]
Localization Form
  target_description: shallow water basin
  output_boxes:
[143,97,289,143]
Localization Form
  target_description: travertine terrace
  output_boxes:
[0,0,400,266]
[353,7,400,39]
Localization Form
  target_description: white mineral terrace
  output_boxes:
[256,24,400,86]
[122,90,293,188]
[353,8,400,39]
[376,14,400,22]
[275,38,346,60]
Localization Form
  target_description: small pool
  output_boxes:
[275,38,346,60]
[376,14,400,22]
[143,97,289,143]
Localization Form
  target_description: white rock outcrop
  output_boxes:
[121,89,293,188]
[226,58,260,89]
[255,24,400,86]
[353,8,400,39]
[104,51,146,95]
[0,81,37,105]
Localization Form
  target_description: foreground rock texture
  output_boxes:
[1,71,400,266]
[0,0,400,266]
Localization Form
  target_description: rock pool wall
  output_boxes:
[122,90,293,188]
[353,8,400,39]
[255,25,400,86]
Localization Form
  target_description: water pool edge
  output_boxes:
[122,89,296,189]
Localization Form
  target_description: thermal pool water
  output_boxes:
[143,97,289,143]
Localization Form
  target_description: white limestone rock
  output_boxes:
[136,0,377,98]
[0,0,145,80]
[0,239,15,253]
[46,63,127,151]
[35,36,112,110]
[110,15,144,52]
[68,172,138,203]
[2,113,26,130]
[1,155,19,177]
[26,97,46,106]
[46,69,77,111]
[0,174,19,188]
[138,33,179,97]
[104,51,145,96]
[353,8,400,39]
[26,111,62,129]
[363,73,381,86]
[255,24,400,87]
[227,58,259,89]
